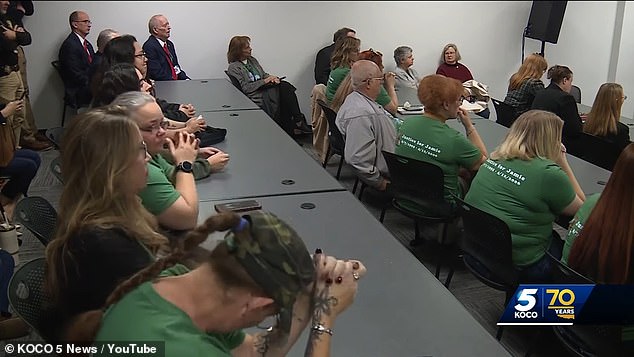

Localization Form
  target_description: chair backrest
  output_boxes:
[50,157,63,184]
[0,249,15,314]
[381,151,446,206]
[553,324,627,357]
[454,196,518,287]
[14,197,58,247]
[491,98,518,128]
[316,99,345,153]
[45,126,65,149]
[570,85,581,104]
[568,132,621,171]
[8,257,50,335]
[51,61,77,108]
[224,70,243,92]
[546,251,594,284]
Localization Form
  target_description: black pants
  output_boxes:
[277,81,304,135]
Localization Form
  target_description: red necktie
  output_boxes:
[83,40,92,64]
[162,43,177,80]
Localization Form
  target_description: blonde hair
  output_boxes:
[491,110,563,161]
[584,83,624,136]
[508,53,548,90]
[46,106,169,300]
[439,43,461,65]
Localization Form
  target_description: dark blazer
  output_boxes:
[531,82,583,143]
[598,121,631,151]
[314,43,334,85]
[58,32,95,106]
[143,35,189,81]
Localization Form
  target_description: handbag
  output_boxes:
[195,126,227,147]
[0,123,16,167]
[463,79,490,103]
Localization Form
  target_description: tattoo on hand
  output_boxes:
[304,287,338,356]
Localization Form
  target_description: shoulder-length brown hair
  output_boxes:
[508,53,548,90]
[568,143,634,283]
[584,83,624,136]
[227,35,250,63]
[330,37,361,70]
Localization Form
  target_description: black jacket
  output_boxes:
[531,82,583,143]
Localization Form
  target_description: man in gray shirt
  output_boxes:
[336,60,396,191]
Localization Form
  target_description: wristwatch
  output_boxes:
[176,161,194,173]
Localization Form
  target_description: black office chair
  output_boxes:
[454,196,518,340]
[316,99,346,179]
[13,196,58,247]
[224,70,243,92]
[381,151,458,286]
[7,257,50,339]
[45,126,65,150]
[51,60,79,127]
[567,133,621,171]
[50,156,63,184]
[570,85,581,104]
[546,250,594,284]
[491,98,518,128]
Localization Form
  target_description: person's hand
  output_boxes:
[184,116,206,134]
[312,251,366,320]
[378,178,390,191]
[457,108,473,128]
[264,76,279,85]
[179,103,196,117]
[0,100,24,118]
[166,131,199,164]
[1,26,16,41]
[197,146,219,158]
[207,150,230,172]
[14,25,25,33]
[554,143,569,167]
[383,72,396,88]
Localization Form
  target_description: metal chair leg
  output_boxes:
[336,156,344,179]
[322,147,331,168]
[352,178,359,194]
[379,205,387,222]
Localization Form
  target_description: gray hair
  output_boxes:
[111,91,156,113]
[393,46,412,66]
[148,14,164,34]
[351,60,380,90]
[96,29,120,53]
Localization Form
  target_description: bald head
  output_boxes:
[351,60,381,90]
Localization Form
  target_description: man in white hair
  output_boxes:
[335,60,396,192]
[143,14,189,81]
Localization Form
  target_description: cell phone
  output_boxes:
[215,200,262,213]
[278,76,286,80]
[19,91,26,100]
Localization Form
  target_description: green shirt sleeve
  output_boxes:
[376,86,391,106]
[452,131,482,169]
[326,67,350,103]
[138,156,181,216]
[542,163,576,215]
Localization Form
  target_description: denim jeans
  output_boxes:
[0,149,41,199]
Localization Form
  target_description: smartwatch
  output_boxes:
[176,161,194,174]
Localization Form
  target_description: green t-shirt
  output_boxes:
[465,157,576,267]
[394,115,481,201]
[325,66,391,106]
[561,193,600,265]
[94,264,246,356]
[138,154,181,216]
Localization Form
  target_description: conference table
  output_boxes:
[443,118,611,195]
[196,191,511,357]
[578,103,634,139]
[195,109,345,201]
[154,78,260,112]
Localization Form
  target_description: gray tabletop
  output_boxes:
[444,118,611,195]
[154,78,260,112]
[197,191,510,357]
[578,103,634,139]
[195,109,344,201]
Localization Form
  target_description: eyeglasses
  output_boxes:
[74,20,92,24]
[140,120,169,134]
[364,77,384,84]
[368,48,383,57]
[457,96,466,105]
[623,95,628,101]
[134,52,147,59]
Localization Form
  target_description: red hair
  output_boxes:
[417,74,464,115]
[568,143,634,283]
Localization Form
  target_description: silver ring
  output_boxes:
[352,272,360,281]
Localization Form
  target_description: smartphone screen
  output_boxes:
[215,200,262,213]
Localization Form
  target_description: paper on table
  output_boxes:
[397,107,424,115]
[460,100,485,112]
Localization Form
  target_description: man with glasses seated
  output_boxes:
[58,10,95,106]
[335,60,396,192]
[111,92,228,231]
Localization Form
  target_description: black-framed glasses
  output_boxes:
[134,52,146,59]
[364,77,384,84]
[623,95,628,101]
[140,120,169,134]
[457,96,466,105]
[368,48,383,57]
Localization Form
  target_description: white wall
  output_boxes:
[21,1,630,129]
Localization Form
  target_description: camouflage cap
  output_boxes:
[224,211,315,335]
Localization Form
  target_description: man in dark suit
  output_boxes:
[314,27,355,85]
[531,64,583,148]
[143,14,189,81]
[58,10,94,107]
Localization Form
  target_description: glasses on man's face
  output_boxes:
[364,77,384,84]
[75,20,92,24]
[140,120,168,134]
[134,52,146,59]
